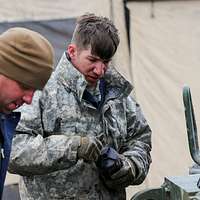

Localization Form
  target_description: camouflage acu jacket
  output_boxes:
[9,53,152,200]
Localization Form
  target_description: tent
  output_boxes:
[126,0,200,197]
[1,0,200,199]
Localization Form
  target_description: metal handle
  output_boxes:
[183,85,200,165]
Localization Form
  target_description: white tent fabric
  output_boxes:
[126,0,200,196]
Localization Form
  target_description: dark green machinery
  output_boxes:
[131,86,200,200]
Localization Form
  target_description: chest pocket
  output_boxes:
[55,108,103,137]
[43,116,77,137]
[55,117,77,136]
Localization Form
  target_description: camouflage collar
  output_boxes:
[55,53,87,101]
[104,65,133,99]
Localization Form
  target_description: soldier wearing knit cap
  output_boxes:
[0,27,54,199]
[0,27,54,113]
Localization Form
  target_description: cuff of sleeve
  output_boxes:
[125,157,136,179]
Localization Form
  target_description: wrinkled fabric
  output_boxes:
[9,53,152,200]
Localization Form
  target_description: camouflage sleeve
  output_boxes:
[8,92,80,176]
[122,96,152,185]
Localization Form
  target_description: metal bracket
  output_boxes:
[131,187,164,200]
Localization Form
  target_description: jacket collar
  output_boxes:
[103,65,133,99]
[55,53,87,101]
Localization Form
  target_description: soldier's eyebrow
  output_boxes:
[88,55,111,63]
[88,55,99,59]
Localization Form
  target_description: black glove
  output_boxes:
[77,136,103,162]
[97,147,136,189]
[96,147,123,178]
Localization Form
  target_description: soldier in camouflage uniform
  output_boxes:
[9,14,152,200]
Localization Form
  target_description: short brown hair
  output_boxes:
[72,13,120,60]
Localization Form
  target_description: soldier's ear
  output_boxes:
[67,44,77,59]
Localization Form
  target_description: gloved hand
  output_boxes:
[104,156,136,189]
[96,147,123,178]
[77,136,103,162]
[97,147,136,189]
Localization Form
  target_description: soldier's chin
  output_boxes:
[86,77,98,86]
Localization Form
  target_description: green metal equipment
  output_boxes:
[131,86,200,200]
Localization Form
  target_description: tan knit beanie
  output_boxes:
[0,27,54,90]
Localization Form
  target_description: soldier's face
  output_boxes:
[0,75,35,114]
[68,45,111,87]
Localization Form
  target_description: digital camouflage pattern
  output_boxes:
[9,53,152,200]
